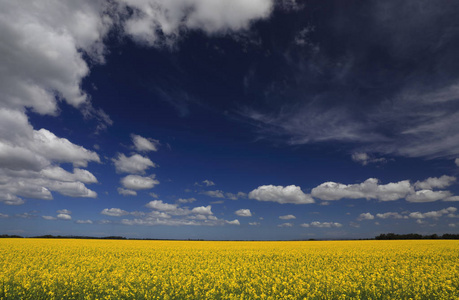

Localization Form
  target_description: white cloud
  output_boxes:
[279,214,296,220]
[42,216,56,220]
[414,175,456,190]
[201,190,225,198]
[406,190,452,203]
[248,185,314,204]
[117,188,137,196]
[0,1,111,115]
[101,208,129,217]
[112,153,155,174]
[57,209,71,215]
[177,197,196,203]
[301,222,342,228]
[376,212,406,219]
[75,219,93,224]
[311,178,412,201]
[249,222,260,226]
[145,200,178,212]
[146,200,214,217]
[235,209,252,217]
[119,0,273,46]
[278,222,293,227]
[191,205,213,215]
[57,213,72,220]
[120,174,159,190]
[0,0,274,204]
[445,196,459,202]
[351,152,386,166]
[131,134,160,152]
[149,192,159,198]
[0,193,25,206]
[202,180,215,186]
[456,158,459,167]
[409,207,457,219]
[357,213,374,221]
[41,167,98,184]
[0,112,99,202]
[226,219,240,225]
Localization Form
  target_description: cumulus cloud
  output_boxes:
[131,134,160,152]
[146,200,213,217]
[57,213,72,220]
[117,188,137,196]
[0,111,98,202]
[279,214,296,220]
[57,209,71,215]
[301,221,343,228]
[357,213,374,221]
[278,222,293,227]
[311,178,412,201]
[101,208,129,217]
[191,205,213,215]
[376,212,406,219]
[414,175,456,190]
[235,209,252,217]
[1,0,273,204]
[248,185,314,204]
[42,216,56,220]
[406,190,452,203]
[120,174,159,190]
[75,219,93,224]
[41,167,98,184]
[409,207,457,219]
[145,200,178,212]
[112,153,156,174]
[445,196,459,202]
[226,219,241,225]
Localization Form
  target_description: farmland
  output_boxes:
[0,239,458,299]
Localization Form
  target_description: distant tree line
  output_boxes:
[375,233,459,240]
[2,233,459,240]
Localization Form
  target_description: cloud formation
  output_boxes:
[101,208,130,217]
[120,174,159,190]
[0,0,273,204]
[414,175,456,190]
[301,222,342,228]
[235,209,252,217]
[279,214,296,220]
[131,134,160,152]
[248,185,314,204]
[118,0,273,46]
[311,178,412,201]
[113,153,156,174]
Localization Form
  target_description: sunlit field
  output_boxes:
[0,239,458,299]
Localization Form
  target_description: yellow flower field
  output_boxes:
[0,239,458,299]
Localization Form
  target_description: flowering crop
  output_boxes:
[0,239,458,299]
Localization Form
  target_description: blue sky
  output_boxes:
[1,0,459,240]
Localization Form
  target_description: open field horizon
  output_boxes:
[1,238,458,299]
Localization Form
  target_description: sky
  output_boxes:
[1,0,459,240]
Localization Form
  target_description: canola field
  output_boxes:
[0,239,458,299]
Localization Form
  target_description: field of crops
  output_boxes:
[0,239,458,299]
